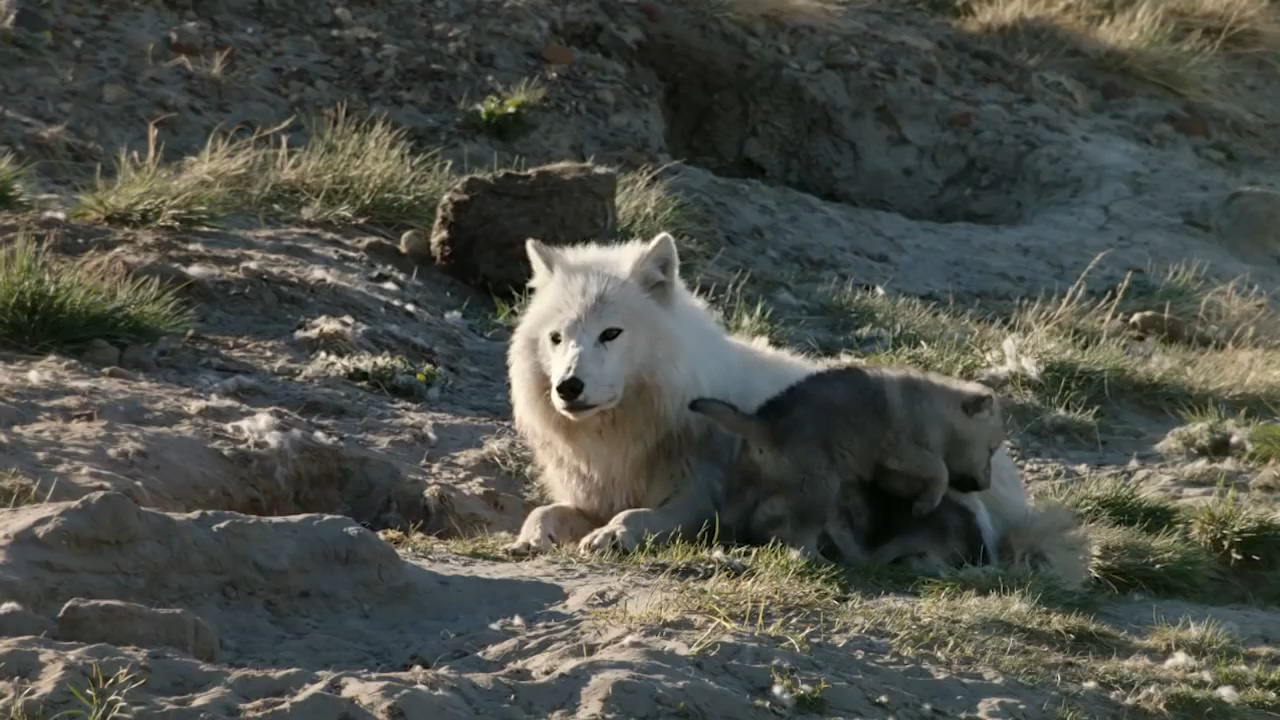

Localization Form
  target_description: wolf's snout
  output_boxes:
[555,377,585,402]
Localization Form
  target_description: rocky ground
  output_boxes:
[3,0,1280,717]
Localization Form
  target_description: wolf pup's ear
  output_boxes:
[525,239,558,285]
[961,391,995,418]
[689,397,767,444]
[630,232,680,302]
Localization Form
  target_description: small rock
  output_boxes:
[120,343,158,371]
[332,6,354,25]
[400,229,430,262]
[56,597,219,663]
[429,161,619,294]
[0,601,54,639]
[945,111,973,129]
[1128,311,1190,344]
[1099,79,1131,101]
[101,366,137,380]
[1166,111,1210,138]
[541,42,574,66]
[167,21,205,56]
[81,339,121,367]
[101,83,129,104]
[1211,186,1280,260]
[10,7,50,34]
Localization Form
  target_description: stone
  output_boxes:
[428,162,618,294]
[399,229,430,263]
[81,338,121,367]
[1211,186,1280,261]
[0,601,54,638]
[56,597,220,662]
[541,42,574,66]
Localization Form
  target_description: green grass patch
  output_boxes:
[462,78,546,142]
[0,234,192,352]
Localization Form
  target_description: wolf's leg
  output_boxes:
[866,529,942,568]
[578,475,720,554]
[880,449,950,518]
[506,503,599,556]
[822,521,870,567]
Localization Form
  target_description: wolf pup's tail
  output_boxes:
[996,501,1092,590]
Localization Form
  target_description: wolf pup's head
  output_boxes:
[517,232,684,421]
[949,388,1007,491]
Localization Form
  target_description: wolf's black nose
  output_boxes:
[555,377,585,401]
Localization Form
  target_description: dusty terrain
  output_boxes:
[3,0,1280,717]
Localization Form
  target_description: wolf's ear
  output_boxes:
[630,232,680,302]
[689,398,767,444]
[526,239,558,284]
[961,390,995,418]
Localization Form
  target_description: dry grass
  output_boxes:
[0,470,54,508]
[72,106,455,230]
[615,164,710,248]
[823,256,1280,442]
[952,0,1280,116]
[0,233,193,353]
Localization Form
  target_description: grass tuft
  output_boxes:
[0,234,193,352]
[1043,474,1184,532]
[463,78,547,142]
[1087,522,1220,598]
[257,104,454,227]
[72,106,455,230]
[0,470,55,508]
[1184,486,1280,569]
[616,164,709,246]
[71,122,242,228]
[0,152,33,211]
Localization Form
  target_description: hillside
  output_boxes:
[2,0,1280,717]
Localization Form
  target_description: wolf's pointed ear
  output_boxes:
[526,239,558,284]
[689,398,767,444]
[630,232,680,302]
[961,391,995,418]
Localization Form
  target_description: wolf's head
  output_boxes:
[513,232,685,421]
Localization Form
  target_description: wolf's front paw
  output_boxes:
[911,489,945,519]
[505,503,595,557]
[578,521,640,553]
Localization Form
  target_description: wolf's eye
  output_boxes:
[549,331,562,346]
[599,327,623,343]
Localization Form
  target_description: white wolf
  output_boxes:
[503,231,1087,587]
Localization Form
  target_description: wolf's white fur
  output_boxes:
[504,230,1071,580]
[506,232,815,554]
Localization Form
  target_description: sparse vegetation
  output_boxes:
[72,106,455,229]
[615,164,709,247]
[1042,474,1280,604]
[0,234,192,352]
[565,533,1280,717]
[305,351,440,400]
[0,152,33,211]
[463,78,547,141]
[823,256,1280,444]
[0,470,51,508]
[943,0,1280,117]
